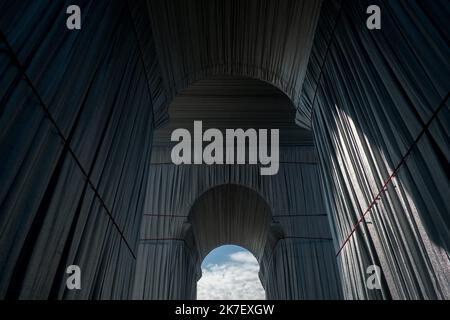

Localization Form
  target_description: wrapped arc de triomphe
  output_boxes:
[0,0,448,299]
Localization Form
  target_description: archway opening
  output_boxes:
[197,245,265,300]
[186,184,281,299]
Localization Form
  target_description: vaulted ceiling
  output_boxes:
[152,76,313,146]
[146,0,323,113]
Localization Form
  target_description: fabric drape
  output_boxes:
[0,0,163,298]
[299,0,450,299]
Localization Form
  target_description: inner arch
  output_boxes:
[188,184,274,263]
[153,76,313,147]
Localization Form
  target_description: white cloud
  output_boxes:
[197,251,265,300]
[229,251,259,264]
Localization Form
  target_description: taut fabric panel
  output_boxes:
[300,0,450,299]
[0,0,161,298]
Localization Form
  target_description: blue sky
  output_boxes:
[201,245,247,266]
[197,245,265,300]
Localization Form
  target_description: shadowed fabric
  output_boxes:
[0,0,162,298]
[153,76,313,146]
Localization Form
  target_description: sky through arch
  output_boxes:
[197,245,265,300]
